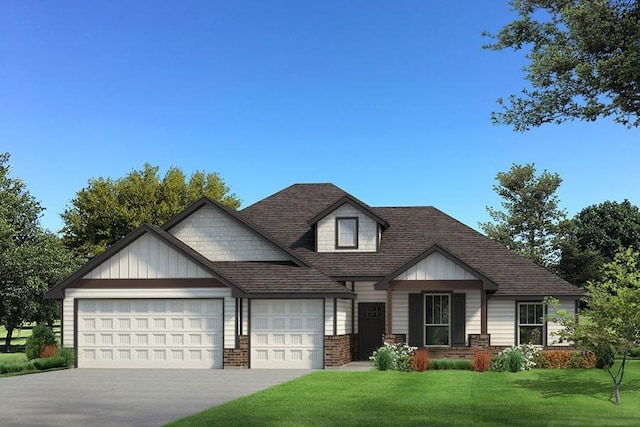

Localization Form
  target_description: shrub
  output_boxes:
[59,347,75,367]
[593,344,615,369]
[411,349,430,372]
[40,344,59,359]
[532,350,547,368]
[581,351,597,369]
[472,350,492,372]
[491,344,539,372]
[32,356,66,371]
[545,350,572,368]
[429,359,473,370]
[629,347,640,358]
[25,325,57,360]
[372,347,393,370]
[370,343,417,372]
[1,362,35,374]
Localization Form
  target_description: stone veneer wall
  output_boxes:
[223,336,248,368]
[324,334,355,366]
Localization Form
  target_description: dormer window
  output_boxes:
[336,217,358,249]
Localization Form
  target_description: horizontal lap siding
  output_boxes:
[336,299,352,335]
[353,282,386,331]
[64,288,235,349]
[84,233,213,279]
[487,298,515,346]
[392,290,410,336]
[465,289,482,341]
[547,298,575,346]
[325,299,333,334]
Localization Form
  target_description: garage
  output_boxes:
[77,299,224,369]
[250,299,324,369]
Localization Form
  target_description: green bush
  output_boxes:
[25,325,57,360]
[59,347,75,367]
[1,361,35,374]
[429,359,473,370]
[372,347,393,370]
[33,356,66,370]
[593,344,615,369]
[629,347,640,358]
[370,343,417,371]
[491,344,539,372]
[507,351,525,372]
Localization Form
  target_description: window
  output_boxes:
[518,302,544,345]
[424,294,450,346]
[336,217,358,248]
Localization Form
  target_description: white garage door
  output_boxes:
[251,299,324,369]
[77,299,223,369]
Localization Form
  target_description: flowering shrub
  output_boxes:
[491,344,539,372]
[370,342,417,371]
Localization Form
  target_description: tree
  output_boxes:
[61,163,241,259]
[558,200,640,286]
[547,247,640,405]
[0,153,80,351]
[480,163,568,268]
[484,0,640,130]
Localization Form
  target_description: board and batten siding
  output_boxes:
[63,288,235,349]
[394,252,477,281]
[392,289,481,345]
[169,205,290,262]
[84,233,213,279]
[487,297,576,347]
[353,282,386,331]
[316,204,378,252]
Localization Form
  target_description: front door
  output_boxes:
[358,303,385,360]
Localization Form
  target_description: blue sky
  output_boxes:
[2,1,638,233]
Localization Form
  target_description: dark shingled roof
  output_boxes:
[241,184,582,296]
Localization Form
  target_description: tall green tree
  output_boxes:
[61,163,241,259]
[558,200,640,286]
[480,163,568,268]
[484,0,640,130]
[0,153,79,351]
[547,247,640,405]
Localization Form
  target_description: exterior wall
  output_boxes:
[84,233,213,279]
[63,287,235,349]
[336,298,352,335]
[316,203,378,252]
[223,335,248,368]
[394,252,477,281]
[487,297,576,347]
[324,299,334,333]
[393,289,481,345]
[353,281,386,331]
[324,334,354,366]
[169,205,290,262]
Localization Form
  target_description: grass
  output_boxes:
[0,353,27,364]
[169,361,640,427]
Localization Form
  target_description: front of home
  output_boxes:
[46,183,582,369]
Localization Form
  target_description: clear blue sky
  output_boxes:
[2,1,638,233]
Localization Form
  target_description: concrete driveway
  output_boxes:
[0,368,312,427]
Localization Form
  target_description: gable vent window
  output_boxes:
[336,217,358,249]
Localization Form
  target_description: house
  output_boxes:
[46,183,582,369]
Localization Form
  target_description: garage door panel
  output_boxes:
[251,299,324,369]
[78,299,223,369]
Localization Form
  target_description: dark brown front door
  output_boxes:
[358,303,385,360]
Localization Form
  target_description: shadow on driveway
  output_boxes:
[0,368,311,427]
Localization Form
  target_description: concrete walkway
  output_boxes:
[0,369,312,427]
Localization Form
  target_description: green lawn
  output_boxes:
[0,353,27,364]
[169,361,640,427]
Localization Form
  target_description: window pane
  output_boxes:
[426,326,449,346]
[536,305,544,323]
[520,306,527,324]
[520,326,543,345]
[441,296,449,323]
[425,296,433,324]
[337,219,356,247]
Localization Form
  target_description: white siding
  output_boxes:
[488,297,577,347]
[63,287,236,349]
[391,289,410,336]
[241,298,249,335]
[84,233,213,279]
[324,299,333,333]
[316,204,378,253]
[394,252,477,281]
[336,299,352,335]
[465,289,482,340]
[487,298,515,346]
[353,281,386,331]
[547,298,576,346]
[169,205,290,262]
